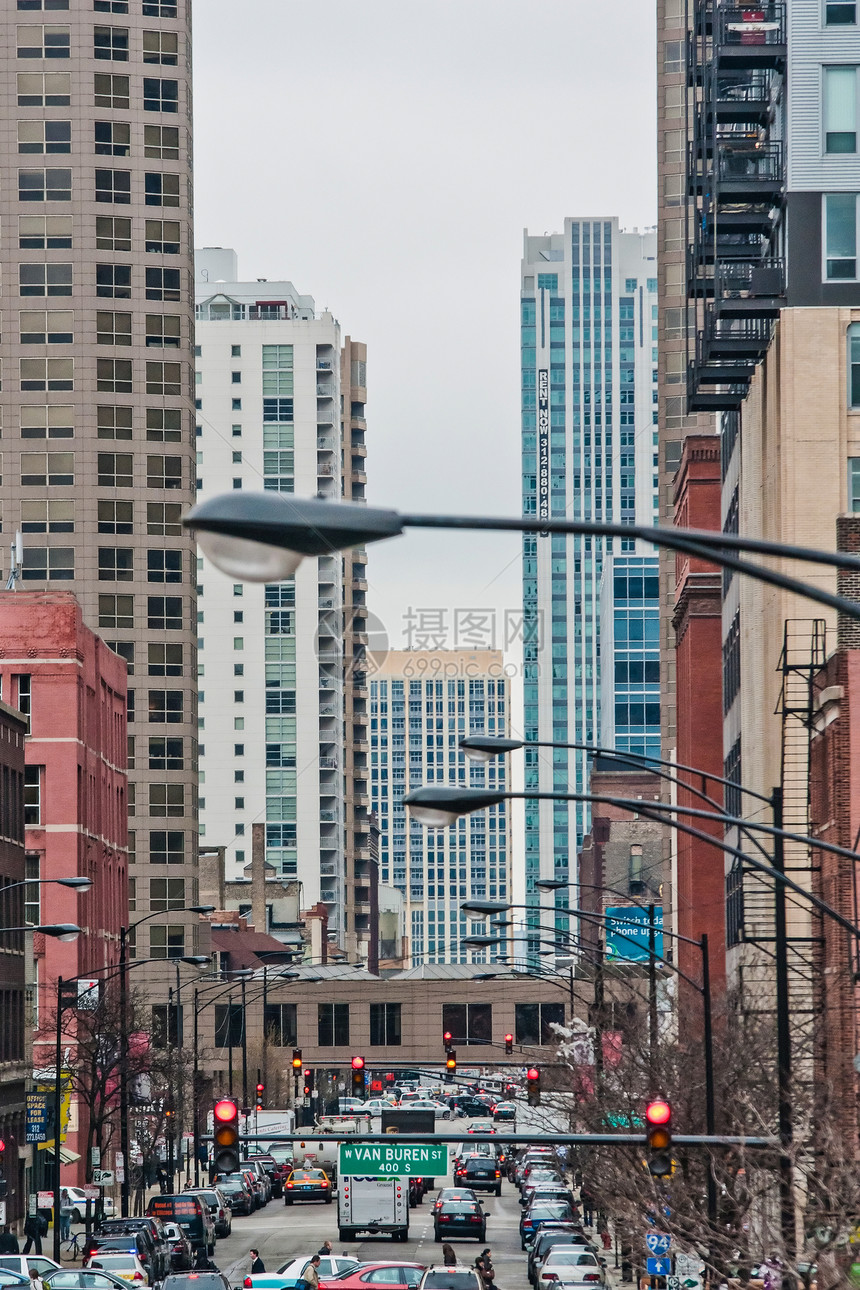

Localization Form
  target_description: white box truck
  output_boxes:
[337,1174,409,1242]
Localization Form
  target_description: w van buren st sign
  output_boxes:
[338,1143,447,1176]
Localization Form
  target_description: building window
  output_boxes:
[214,1003,244,1048]
[147,455,182,489]
[149,875,185,911]
[142,30,178,63]
[369,1002,402,1046]
[149,783,184,817]
[263,1003,297,1047]
[827,0,857,21]
[96,310,132,345]
[25,853,40,925]
[849,325,860,407]
[94,72,129,109]
[18,119,70,153]
[147,596,182,630]
[144,171,180,207]
[144,219,180,253]
[147,502,182,535]
[19,214,72,248]
[144,124,179,159]
[98,593,133,628]
[96,262,132,298]
[149,737,183,770]
[514,1002,566,1046]
[94,119,130,156]
[98,546,133,581]
[317,1002,349,1047]
[150,829,184,863]
[97,405,133,440]
[95,216,131,252]
[148,642,183,676]
[150,924,184,959]
[145,266,181,300]
[21,451,73,485]
[145,360,182,395]
[20,547,74,580]
[441,1003,492,1045]
[93,24,128,59]
[146,407,182,440]
[147,549,181,582]
[151,1003,179,1048]
[20,357,73,390]
[18,166,71,201]
[97,357,133,392]
[143,77,178,112]
[148,689,183,723]
[849,457,860,509]
[21,404,73,438]
[24,765,42,824]
[97,452,133,488]
[18,71,70,106]
[17,24,70,58]
[20,309,73,343]
[95,167,131,203]
[824,193,858,278]
[143,0,179,14]
[825,66,858,152]
[19,261,72,295]
[21,499,74,533]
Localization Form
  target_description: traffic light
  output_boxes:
[645,1099,673,1176]
[504,1033,513,1056]
[351,1056,366,1098]
[255,1082,265,1109]
[445,1050,457,1082]
[443,1030,453,1052]
[526,1066,541,1106]
[213,1098,240,1175]
[303,1068,314,1097]
[291,1049,302,1072]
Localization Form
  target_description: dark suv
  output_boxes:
[87,1219,170,1284]
[461,1154,502,1196]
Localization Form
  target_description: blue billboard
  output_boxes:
[605,906,663,962]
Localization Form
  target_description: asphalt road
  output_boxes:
[212,1177,530,1290]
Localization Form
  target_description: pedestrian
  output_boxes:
[302,1257,321,1290]
[250,1250,265,1275]
[59,1191,73,1242]
[28,1269,45,1290]
[317,1242,333,1257]
[580,1185,595,1227]
[442,1244,457,1266]
[479,1250,496,1290]
[157,1166,168,1193]
[0,1228,19,1254]
[21,1213,43,1255]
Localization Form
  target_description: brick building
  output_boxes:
[0,698,28,1228]
[0,590,128,1183]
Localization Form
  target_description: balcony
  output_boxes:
[715,5,786,70]
[716,142,784,203]
[317,461,335,477]
[316,384,335,399]
[715,257,784,317]
[710,71,774,127]
[319,755,339,769]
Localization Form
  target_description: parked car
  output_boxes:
[182,1188,231,1239]
[527,1227,591,1285]
[89,1218,170,1284]
[0,1260,60,1279]
[63,1189,117,1223]
[416,1269,480,1290]
[404,1100,451,1120]
[212,1173,254,1216]
[319,1264,425,1290]
[85,1233,165,1287]
[283,1167,332,1204]
[521,1181,574,1208]
[540,1250,604,1286]
[521,1200,579,1248]
[239,1160,272,1203]
[256,1255,360,1287]
[160,1224,193,1272]
[46,1270,131,1290]
[433,1199,487,1242]
[245,1154,281,1198]
[84,1253,150,1285]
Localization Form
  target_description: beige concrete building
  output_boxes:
[0,2,199,966]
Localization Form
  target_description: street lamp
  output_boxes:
[3,875,93,892]
[0,923,81,940]
[183,491,860,623]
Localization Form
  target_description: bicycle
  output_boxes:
[62,1231,85,1261]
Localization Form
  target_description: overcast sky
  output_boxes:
[193,0,657,674]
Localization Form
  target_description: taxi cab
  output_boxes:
[283,1167,332,1204]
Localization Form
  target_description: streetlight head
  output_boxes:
[460,735,525,762]
[404,785,509,828]
[462,935,502,949]
[181,955,211,966]
[535,879,569,891]
[57,876,93,891]
[184,492,404,581]
[37,923,81,942]
[188,905,216,915]
[461,900,512,917]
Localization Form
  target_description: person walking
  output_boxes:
[28,1269,45,1290]
[580,1185,595,1228]
[302,1257,321,1290]
[250,1251,265,1275]
[318,1242,333,1257]
[22,1213,43,1255]
[442,1245,457,1265]
[59,1191,73,1243]
[477,1250,496,1290]
[0,1229,19,1254]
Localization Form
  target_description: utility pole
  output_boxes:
[771,787,795,1260]
[648,904,658,1083]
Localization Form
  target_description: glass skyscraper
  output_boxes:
[521,218,659,945]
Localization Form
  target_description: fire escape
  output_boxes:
[686,1,787,412]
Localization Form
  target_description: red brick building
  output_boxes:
[672,437,726,993]
[0,590,128,1183]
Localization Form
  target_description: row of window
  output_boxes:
[17,262,182,301]
[10,214,178,253]
[10,357,187,394]
[0,452,186,489]
[212,1000,565,1049]
[20,1,181,15]
[18,167,182,207]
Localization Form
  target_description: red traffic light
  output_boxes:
[443,1031,452,1044]
[526,1067,540,1081]
[214,1098,237,1123]
[646,1099,671,1126]
[351,1056,365,1070]
[256,1083,264,1094]
[304,1069,311,1077]
[504,1034,513,1043]
[0,1139,5,1153]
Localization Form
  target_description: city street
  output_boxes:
[211,1179,533,1289]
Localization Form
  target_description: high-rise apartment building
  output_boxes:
[599,553,661,762]
[0,0,198,967]
[521,220,658,937]
[369,650,511,966]
[194,249,371,952]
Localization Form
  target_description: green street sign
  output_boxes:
[339,1142,447,1177]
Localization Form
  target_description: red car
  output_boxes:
[321,1263,426,1290]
